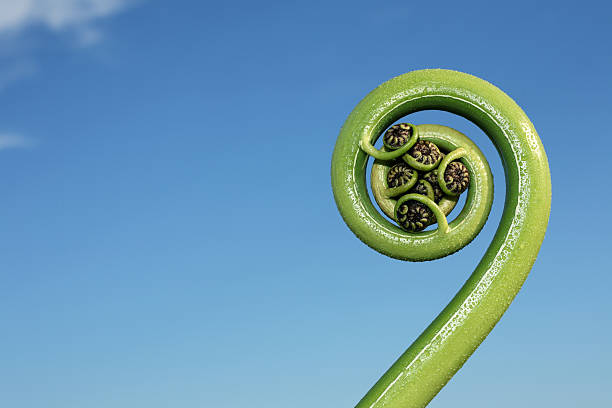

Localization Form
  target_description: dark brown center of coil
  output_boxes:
[386,163,414,188]
[396,201,432,232]
[410,180,429,196]
[408,140,442,165]
[422,170,444,202]
[444,161,470,194]
[383,123,413,149]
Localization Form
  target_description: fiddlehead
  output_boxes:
[441,160,470,195]
[361,122,419,160]
[403,140,443,171]
[385,163,418,198]
[331,69,551,407]
[437,148,470,196]
[383,123,416,150]
[395,199,432,232]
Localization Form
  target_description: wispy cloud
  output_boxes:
[0,1,135,34]
[0,2,138,152]
[0,133,36,151]
[74,25,105,47]
[0,1,138,89]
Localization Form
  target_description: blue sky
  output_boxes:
[0,1,610,407]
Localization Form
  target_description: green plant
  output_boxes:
[331,69,551,407]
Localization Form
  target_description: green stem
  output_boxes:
[331,69,551,407]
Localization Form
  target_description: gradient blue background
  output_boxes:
[1,1,610,407]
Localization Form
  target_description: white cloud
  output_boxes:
[0,133,36,150]
[0,0,134,33]
[0,1,137,150]
[0,0,138,90]
[74,25,104,46]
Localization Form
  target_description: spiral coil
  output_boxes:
[331,69,551,407]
